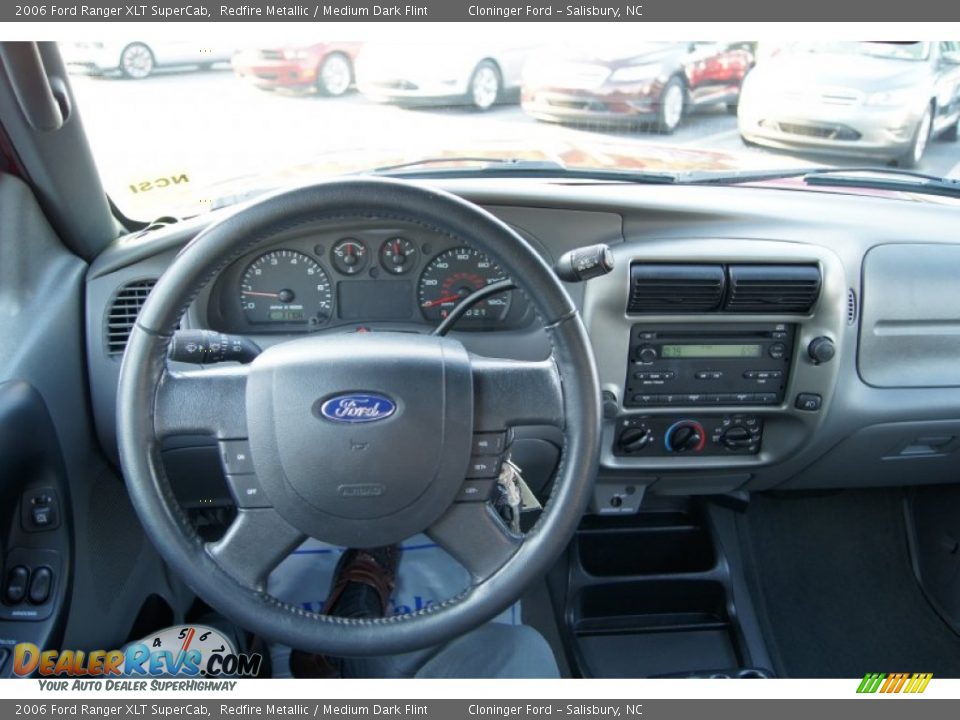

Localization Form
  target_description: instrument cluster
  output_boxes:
[207,226,529,334]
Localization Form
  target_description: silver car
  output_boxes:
[61,41,235,80]
[738,41,960,167]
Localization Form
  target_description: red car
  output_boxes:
[522,42,754,134]
[232,43,363,96]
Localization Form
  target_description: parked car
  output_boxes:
[60,41,234,80]
[356,43,532,110]
[738,41,960,167]
[232,43,363,97]
[521,42,754,133]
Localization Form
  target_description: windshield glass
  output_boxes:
[61,38,960,219]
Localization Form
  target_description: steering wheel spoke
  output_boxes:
[427,502,522,583]
[207,507,305,591]
[154,365,249,439]
[471,356,564,431]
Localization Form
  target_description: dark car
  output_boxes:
[522,41,753,133]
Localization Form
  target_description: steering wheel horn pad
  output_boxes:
[247,332,473,547]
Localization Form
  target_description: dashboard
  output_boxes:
[85,178,960,514]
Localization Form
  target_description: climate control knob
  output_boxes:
[618,426,654,454]
[665,421,706,453]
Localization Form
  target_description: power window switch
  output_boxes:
[28,567,52,605]
[4,566,30,605]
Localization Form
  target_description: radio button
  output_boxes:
[683,393,706,404]
[702,394,722,404]
[632,394,660,405]
[743,370,758,379]
[733,393,755,404]
[768,343,787,359]
[756,393,778,404]
[636,345,658,364]
[695,371,723,380]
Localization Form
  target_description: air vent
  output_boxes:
[847,288,858,325]
[628,264,725,313]
[106,279,156,357]
[725,265,821,314]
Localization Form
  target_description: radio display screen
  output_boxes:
[661,343,762,359]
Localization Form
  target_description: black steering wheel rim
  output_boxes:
[116,177,601,656]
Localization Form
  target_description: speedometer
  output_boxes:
[240,250,333,325]
[418,247,511,323]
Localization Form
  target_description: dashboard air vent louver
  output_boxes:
[628,264,725,313]
[724,265,821,314]
[107,279,157,357]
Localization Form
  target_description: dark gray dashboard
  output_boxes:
[85,178,960,509]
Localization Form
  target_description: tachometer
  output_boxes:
[418,247,511,323]
[240,250,333,325]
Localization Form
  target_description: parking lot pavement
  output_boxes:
[69,68,960,219]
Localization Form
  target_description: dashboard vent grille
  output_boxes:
[628,264,725,313]
[847,288,858,325]
[107,279,156,357]
[725,265,821,314]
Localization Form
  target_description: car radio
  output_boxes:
[624,323,795,407]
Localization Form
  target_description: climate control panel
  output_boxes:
[614,415,763,457]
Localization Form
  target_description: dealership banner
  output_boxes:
[2,700,960,719]
[4,0,960,22]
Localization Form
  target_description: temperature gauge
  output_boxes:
[379,237,418,275]
[331,238,368,275]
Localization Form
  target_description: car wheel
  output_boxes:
[469,60,501,111]
[120,42,155,80]
[655,77,685,133]
[898,105,933,169]
[316,53,353,97]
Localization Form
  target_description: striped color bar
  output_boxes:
[857,673,933,694]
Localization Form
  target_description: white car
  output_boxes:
[61,41,235,80]
[356,43,534,110]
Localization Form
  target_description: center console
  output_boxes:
[580,238,848,502]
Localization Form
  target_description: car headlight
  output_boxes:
[867,87,921,107]
[282,49,309,61]
[610,64,662,84]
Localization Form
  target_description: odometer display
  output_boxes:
[240,250,333,325]
[418,247,511,324]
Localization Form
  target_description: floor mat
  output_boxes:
[741,489,960,678]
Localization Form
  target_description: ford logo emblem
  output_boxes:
[317,393,397,424]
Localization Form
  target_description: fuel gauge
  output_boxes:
[331,238,368,275]
[379,237,417,275]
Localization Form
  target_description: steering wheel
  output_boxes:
[116,178,601,656]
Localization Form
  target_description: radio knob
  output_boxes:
[636,345,658,364]
[807,336,836,365]
[665,421,705,453]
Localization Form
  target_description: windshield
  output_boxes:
[61,38,960,219]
